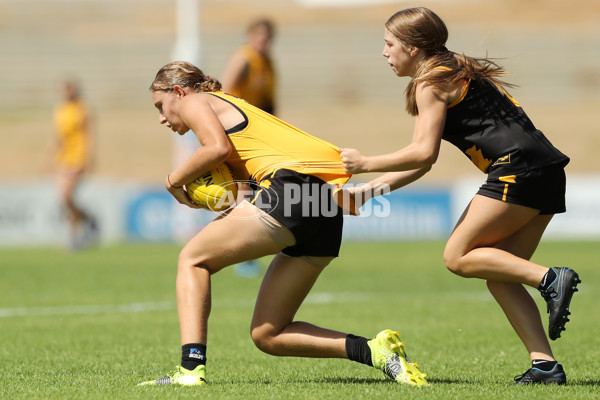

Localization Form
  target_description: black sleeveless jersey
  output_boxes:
[442,78,569,173]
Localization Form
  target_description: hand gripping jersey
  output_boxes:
[209,91,351,189]
[443,78,569,173]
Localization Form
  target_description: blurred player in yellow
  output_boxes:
[221,17,277,277]
[221,18,277,115]
[52,79,98,250]
[138,61,428,387]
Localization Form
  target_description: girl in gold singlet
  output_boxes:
[221,19,277,278]
[52,80,98,250]
[221,18,277,277]
[139,61,429,387]
[341,7,580,385]
[221,18,276,115]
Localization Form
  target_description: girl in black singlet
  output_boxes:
[341,7,580,385]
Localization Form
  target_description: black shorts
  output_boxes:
[478,164,567,214]
[251,169,343,257]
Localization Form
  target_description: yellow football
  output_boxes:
[186,164,238,211]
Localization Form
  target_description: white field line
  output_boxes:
[0,292,374,318]
[0,301,175,318]
[0,290,500,318]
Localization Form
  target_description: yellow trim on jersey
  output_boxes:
[448,79,471,108]
[494,83,521,107]
[211,92,351,188]
[431,66,470,109]
[435,66,520,108]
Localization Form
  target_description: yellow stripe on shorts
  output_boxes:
[499,175,516,202]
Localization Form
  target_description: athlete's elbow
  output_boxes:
[214,143,232,162]
[413,146,438,167]
[420,165,433,175]
[419,153,438,168]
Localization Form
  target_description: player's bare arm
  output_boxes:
[341,167,431,215]
[341,82,446,174]
[168,92,232,188]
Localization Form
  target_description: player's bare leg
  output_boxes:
[251,254,428,386]
[487,281,553,359]
[57,170,89,250]
[140,201,284,386]
[443,195,548,286]
[177,201,284,345]
[444,195,572,384]
[484,212,554,361]
[250,254,348,358]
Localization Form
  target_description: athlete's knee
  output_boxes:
[443,246,469,277]
[250,324,280,355]
[485,279,500,290]
[178,244,215,273]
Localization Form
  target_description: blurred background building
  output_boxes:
[1,0,599,246]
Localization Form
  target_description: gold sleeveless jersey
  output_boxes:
[210,91,350,188]
[227,45,275,113]
[53,100,89,170]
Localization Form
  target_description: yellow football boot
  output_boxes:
[138,365,207,386]
[368,329,429,387]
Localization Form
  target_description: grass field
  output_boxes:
[1,241,598,399]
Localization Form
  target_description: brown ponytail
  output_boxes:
[386,7,513,116]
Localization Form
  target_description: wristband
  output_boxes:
[167,174,182,189]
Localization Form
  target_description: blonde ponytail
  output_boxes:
[150,61,222,93]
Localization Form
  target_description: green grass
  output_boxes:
[1,241,598,399]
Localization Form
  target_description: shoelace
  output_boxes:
[155,375,173,384]
[385,355,404,379]
[539,288,557,313]
[514,369,533,382]
[153,366,184,384]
